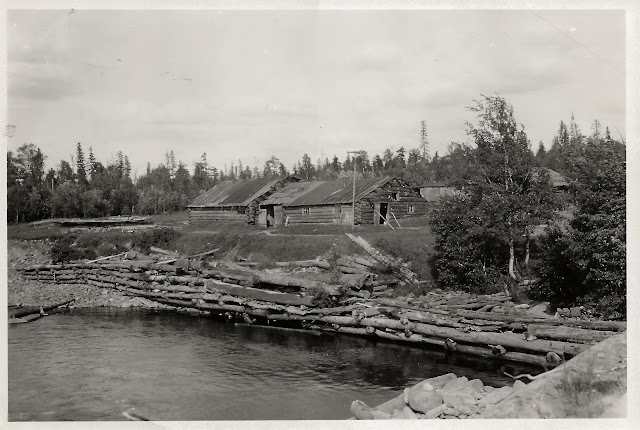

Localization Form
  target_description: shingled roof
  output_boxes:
[261,176,396,206]
[188,177,291,208]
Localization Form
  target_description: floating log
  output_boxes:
[9,299,75,319]
[527,324,618,344]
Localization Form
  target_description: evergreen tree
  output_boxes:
[76,142,88,187]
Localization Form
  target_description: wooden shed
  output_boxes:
[187,176,299,225]
[259,176,427,227]
[418,182,456,203]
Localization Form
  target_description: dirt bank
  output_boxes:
[7,240,167,309]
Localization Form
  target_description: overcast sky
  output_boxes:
[7,9,626,177]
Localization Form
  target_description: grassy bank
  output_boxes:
[7,212,436,284]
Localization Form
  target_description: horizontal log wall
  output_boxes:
[284,205,353,225]
[189,207,247,223]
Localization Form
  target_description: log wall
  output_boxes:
[283,204,355,225]
[188,207,247,223]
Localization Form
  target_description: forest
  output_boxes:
[6,95,626,319]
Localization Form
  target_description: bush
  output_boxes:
[132,228,183,252]
[50,235,97,263]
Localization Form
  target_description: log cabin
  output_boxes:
[187,176,299,225]
[259,176,427,227]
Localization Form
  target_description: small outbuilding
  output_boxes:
[418,182,456,203]
[259,176,427,227]
[187,176,299,225]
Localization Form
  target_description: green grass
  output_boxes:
[9,213,438,286]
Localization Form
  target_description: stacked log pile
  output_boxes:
[18,240,625,369]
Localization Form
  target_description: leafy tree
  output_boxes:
[431,95,558,293]
[532,134,625,318]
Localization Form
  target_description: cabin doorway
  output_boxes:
[379,203,388,225]
[266,206,275,227]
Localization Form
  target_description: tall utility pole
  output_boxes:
[420,120,429,161]
[347,150,363,229]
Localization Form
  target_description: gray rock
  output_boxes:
[461,378,484,394]
[482,386,513,405]
[513,380,527,391]
[424,404,446,419]
[441,376,469,392]
[442,392,478,415]
[407,389,444,413]
[421,373,457,389]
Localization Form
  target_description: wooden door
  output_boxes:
[258,209,267,227]
[274,206,284,226]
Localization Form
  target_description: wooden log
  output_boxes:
[400,310,466,329]
[264,313,583,356]
[436,301,505,310]
[274,259,331,270]
[86,252,127,264]
[145,275,204,285]
[123,288,202,300]
[455,310,626,332]
[86,274,143,289]
[145,283,205,293]
[355,317,585,357]
[150,246,181,257]
[200,268,259,284]
[306,305,359,315]
[527,324,618,344]
[220,264,341,295]
[9,299,75,318]
[97,270,149,281]
[186,248,220,260]
[345,233,417,283]
[203,280,315,307]
[9,313,43,324]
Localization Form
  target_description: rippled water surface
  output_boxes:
[9,308,520,421]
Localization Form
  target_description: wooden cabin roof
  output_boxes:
[188,176,294,208]
[262,176,399,206]
[531,167,570,188]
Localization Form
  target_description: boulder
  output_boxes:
[406,388,444,413]
[460,378,484,394]
[480,386,513,406]
[442,392,478,415]
[421,373,457,390]
[513,380,527,391]
[424,404,446,419]
[441,376,469,392]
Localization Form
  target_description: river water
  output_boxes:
[8,308,524,421]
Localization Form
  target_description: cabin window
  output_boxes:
[408,205,415,213]
[302,207,310,215]
[334,204,342,214]
[391,192,399,201]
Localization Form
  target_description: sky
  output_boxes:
[6,8,626,178]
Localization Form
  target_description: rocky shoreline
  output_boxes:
[351,332,627,419]
[7,240,168,310]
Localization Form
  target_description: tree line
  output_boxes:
[6,94,626,318]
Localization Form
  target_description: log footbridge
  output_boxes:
[18,235,625,370]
